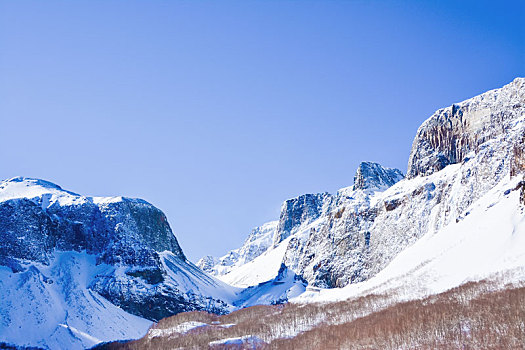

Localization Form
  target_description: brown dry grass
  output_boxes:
[96,280,524,350]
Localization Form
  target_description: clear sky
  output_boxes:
[1,1,523,261]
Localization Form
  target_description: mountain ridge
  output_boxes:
[202,77,525,292]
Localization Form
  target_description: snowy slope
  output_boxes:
[233,263,307,308]
[0,252,152,349]
[218,235,291,288]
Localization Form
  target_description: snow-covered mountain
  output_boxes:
[0,178,239,349]
[203,77,525,296]
[199,161,405,286]
[200,161,405,289]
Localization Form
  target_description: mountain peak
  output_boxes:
[352,162,404,191]
[2,176,67,192]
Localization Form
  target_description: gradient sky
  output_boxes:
[1,1,523,262]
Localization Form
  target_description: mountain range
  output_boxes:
[1,77,524,349]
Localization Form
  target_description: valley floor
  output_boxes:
[96,277,524,350]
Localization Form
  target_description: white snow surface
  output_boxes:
[233,264,307,308]
[0,176,146,209]
[159,251,240,305]
[218,235,289,288]
[209,335,264,346]
[0,177,85,206]
[0,251,152,350]
[148,321,208,338]
[148,321,238,339]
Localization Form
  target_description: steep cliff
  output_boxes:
[273,193,331,246]
[407,77,524,178]
[353,162,404,191]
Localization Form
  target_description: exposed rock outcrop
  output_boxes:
[353,162,404,191]
[510,132,525,177]
[0,178,184,267]
[273,193,331,246]
[408,77,524,178]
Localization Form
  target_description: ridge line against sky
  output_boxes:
[1,0,523,260]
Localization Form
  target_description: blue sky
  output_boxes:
[1,1,523,261]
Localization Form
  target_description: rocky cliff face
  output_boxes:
[205,162,405,289]
[407,78,525,178]
[353,162,404,191]
[273,193,331,246]
[201,161,405,287]
[0,178,184,268]
[280,164,402,288]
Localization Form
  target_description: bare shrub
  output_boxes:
[97,280,524,350]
